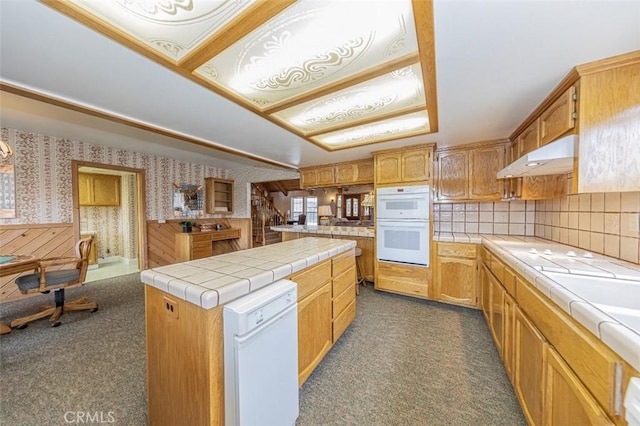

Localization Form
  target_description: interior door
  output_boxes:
[343,194,360,220]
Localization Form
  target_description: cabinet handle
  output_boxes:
[613,361,623,416]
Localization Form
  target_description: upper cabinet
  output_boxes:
[78,173,120,206]
[509,51,640,193]
[435,142,508,202]
[205,178,234,214]
[300,160,373,189]
[373,144,434,186]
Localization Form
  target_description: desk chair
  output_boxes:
[11,236,98,329]
[297,214,306,225]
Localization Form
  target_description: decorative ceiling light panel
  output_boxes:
[271,64,425,135]
[66,0,258,61]
[312,110,430,148]
[42,0,437,151]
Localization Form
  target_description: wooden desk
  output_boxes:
[175,229,241,262]
[0,255,38,334]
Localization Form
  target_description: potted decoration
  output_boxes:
[179,221,196,233]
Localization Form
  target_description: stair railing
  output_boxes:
[251,184,286,246]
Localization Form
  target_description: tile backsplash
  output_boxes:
[535,192,640,264]
[434,200,536,236]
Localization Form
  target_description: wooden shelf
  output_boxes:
[205,178,234,214]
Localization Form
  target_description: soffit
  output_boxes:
[45,0,437,152]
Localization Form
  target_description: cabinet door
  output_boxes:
[545,347,612,426]
[375,152,402,184]
[297,282,332,386]
[489,272,505,355]
[436,150,468,200]
[518,119,541,157]
[335,163,356,184]
[503,293,515,383]
[469,145,506,200]
[514,306,547,426]
[354,160,374,183]
[436,256,477,307]
[78,173,92,206]
[92,174,120,206]
[315,166,335,186]
[540,86,576,146]
[480,264,492,322]
[300,168,317,188]
[401,149,430,182]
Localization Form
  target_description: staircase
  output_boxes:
[251,184,286,247]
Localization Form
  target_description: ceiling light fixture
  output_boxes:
[47,0,437,151]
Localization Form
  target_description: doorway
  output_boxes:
[71,161,147,282]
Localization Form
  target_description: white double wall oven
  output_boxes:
[376,185,430,267]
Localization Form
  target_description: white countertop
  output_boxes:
[271,225,374,238]
[140,237,356,309]
[481,235,640,372]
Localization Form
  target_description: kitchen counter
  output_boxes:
[140,237,356,309]
[481,234,640,371]
[271,224,374,238]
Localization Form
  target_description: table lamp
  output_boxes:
[318,205,333,226]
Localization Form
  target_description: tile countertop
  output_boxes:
[480,235,640,372]
[271,224,374,238]
[140,237,356,310]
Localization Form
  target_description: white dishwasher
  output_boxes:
[223,279,299,426]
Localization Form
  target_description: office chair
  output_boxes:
[297,214,306,225]
[10,236,98,329]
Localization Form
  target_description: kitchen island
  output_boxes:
[140,237,357,426]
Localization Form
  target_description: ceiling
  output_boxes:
[1,1,639,170]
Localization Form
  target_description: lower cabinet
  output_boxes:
[545,346,612,425]
[297,282,332,386]
[433,242,478,307]
[375,260,429,298]
[514,305,547,426]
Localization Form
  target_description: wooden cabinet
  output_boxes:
[291,251,356,386]
[300,159,373,188]
[174,229,241,262]
[435,150,468,200]
[545,346,612,426]
[489,272,505,356]
[514,305,548,426]
[78,173,120,206]
[434,242,478,307]
[517,119,541,157]
[205,178,233,214]
[539,86,576,146]
[435,142,507,201]
[503,292,516,382]
[373,144,434,186]
[375,261,429,299]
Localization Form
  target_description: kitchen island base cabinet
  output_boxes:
[145,286,224,426]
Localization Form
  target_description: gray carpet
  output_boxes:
[1,275,525,426]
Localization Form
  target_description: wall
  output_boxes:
[535,191,640,264]
[434,200,536,236]
[230,166,300,219]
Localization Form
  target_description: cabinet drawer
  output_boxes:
[190,233,213,243]
[333,300,356,342]
[332,249,355,277]
[192,248,212,259]
[437,242,477,259]
[333,266,355,297]
[333,284,355,319]
[192,240,212,249]
[291,260,331,301]
[502,266,516,297]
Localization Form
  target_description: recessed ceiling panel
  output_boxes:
[66,0,257,61]
[195,0,417,109]
[311,110,430,149]
[272,63,425,134]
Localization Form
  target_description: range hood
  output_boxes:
[497,135,577,179]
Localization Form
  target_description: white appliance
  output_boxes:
[376,185,430,266]
[497,135,576,178]
[376,185,430,220]
[625,377,640,426]
[223,280,299,426]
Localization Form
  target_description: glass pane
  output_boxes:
[337,195,343,218]
[346,199,352,216]
[306,196,318,226]
[353,199,359,217]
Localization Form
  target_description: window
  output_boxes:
[291,196,318,225]
[336,195,343,218]
[344,194,360,220]
[291,197,303,221]
[306,196,318,226]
